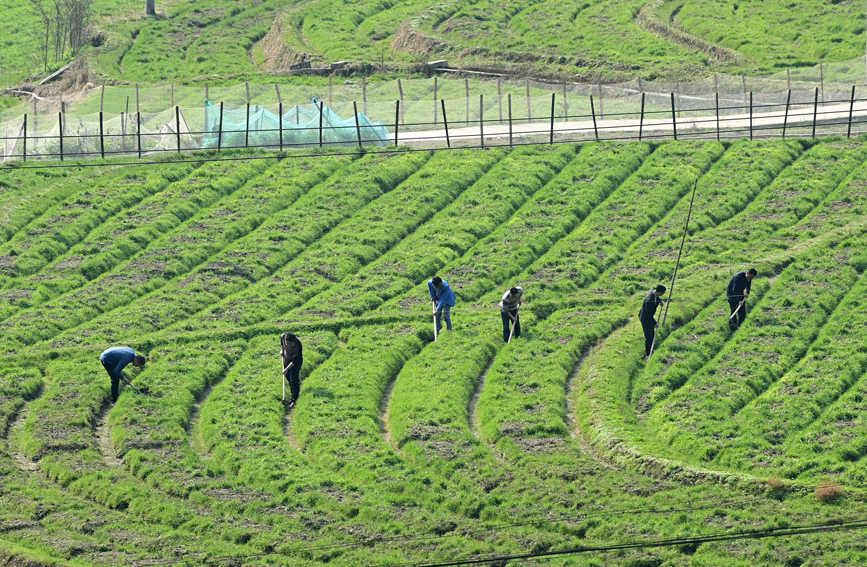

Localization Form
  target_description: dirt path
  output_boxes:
[282,412,303,453]
[564,347,618,470]
[7,408,39,472]
[186,384,213,459]
[378,374,398,449]
[467,358,494,440]
[95,402,123,467]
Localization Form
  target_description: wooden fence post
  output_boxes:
[397,79,405,125]
[434,76,438,125]
[353,100,362,148]
[597,80,604,118]
[819,62,824,102]
[441,99,450,148]
[639,92,645,141]
[786,69,791,91]
[590,95,598,140]
[526,79,531,122]
[670,92,677,141]
[848,85,856,138]
[497,78,503,122]
[465,78,470,124]
[812,86,818,138]
[549,92,555,144]
[782,89,791,138]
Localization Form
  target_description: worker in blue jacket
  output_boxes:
[727,267,756,330]
[99,346,145,403]
[428,275,456,333]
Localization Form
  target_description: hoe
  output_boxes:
[122,376,149,394]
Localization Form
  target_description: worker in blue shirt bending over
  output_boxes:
[727,267,757,330]
[100,346,146,403]
[428,275,456,333]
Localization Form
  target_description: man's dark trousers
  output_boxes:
[729,298,746,327]
[101,361,122,403]
[286,364,302,403]
[641,318,656,357]
[501,309,520,342]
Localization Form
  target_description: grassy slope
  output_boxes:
[2,140,867,566]
[2,0,866,90]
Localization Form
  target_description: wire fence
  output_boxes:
[4,58,867,162]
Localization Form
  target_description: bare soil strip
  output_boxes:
[186,384,213,459]
[467,358,495,440]
[564,346,617,470]
[378,373,398,449]
[95,402,123,467]
[7,408,39,472]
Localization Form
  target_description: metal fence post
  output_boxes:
[319,101,324,148]
[812,87,818,138]
[22,114,27,162]
[480,94,485,148]
[217,102,224,151]
[245,103,250,147]
[590,95,598,140]
[508,93,513,147]
[175,106,181,153]
[137,111,142,158]
[670,92,677,141]
[353,101,362,149]
[549,92,555,144]
[441,99,450,148]
[278,102,283,151]
[639,92,645,141]
[782,89,791,138]
[848,85,856,138]
[394,100,400,146]
[99,111,105,158]
[59,112,64,161]
[749,92,753,140]
[715,92,720,141]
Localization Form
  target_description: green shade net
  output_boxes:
[202,99,390,149]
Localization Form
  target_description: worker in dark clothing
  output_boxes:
[281,332,303,408]
[638,285,666,358]
[99,346,145,403]
[727,268,757,330]
[499,286,523,342]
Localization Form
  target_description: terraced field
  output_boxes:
[4,139,867,565]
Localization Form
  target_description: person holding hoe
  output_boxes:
[727,267,756,330]
[499,286,523,342]
[280,332,303,408]
[639,284,666,358]
[428,275,456,335]
[99,346,146,403]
